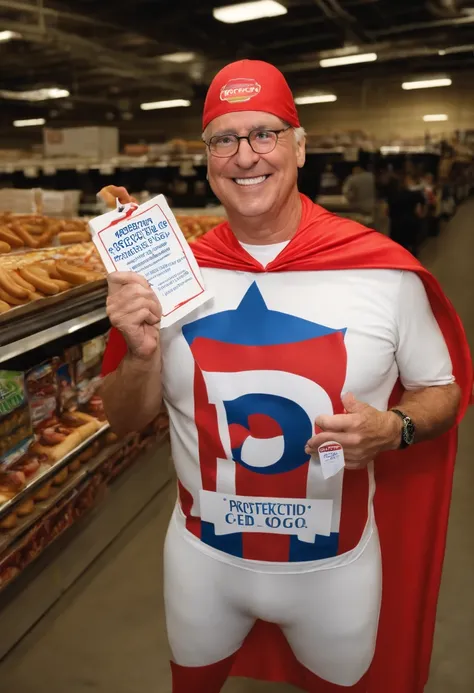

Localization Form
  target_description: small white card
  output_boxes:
[318,441,345,479]
[89,195,212,328]
[199,490,333,543]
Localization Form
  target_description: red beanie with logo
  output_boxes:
[202,59,300,131]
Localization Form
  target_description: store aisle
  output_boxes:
[1,203,474,693]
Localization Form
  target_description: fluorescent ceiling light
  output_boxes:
[140,99,191,111]
[402,78,452,90]
[213,0,287,24]
[0,30,21,42]
[423,114,448,122]
[295,94,337,105]
[13,118,46,127]
[438,44,474,56]
[320,52,377,68]
[161,52,196,63]
[0,87,69,101]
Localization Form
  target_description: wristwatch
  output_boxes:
[390,409,416,449]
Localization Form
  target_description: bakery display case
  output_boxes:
[0,294,169,586]
[0,212,180,590]
[0,254,172,653]
[0,201,223,652]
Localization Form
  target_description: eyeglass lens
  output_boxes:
[210,130,279,157]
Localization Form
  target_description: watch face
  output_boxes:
[404,419,416,445]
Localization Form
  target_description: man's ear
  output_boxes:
[296,136,306,169]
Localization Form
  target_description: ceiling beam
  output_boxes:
[373,12,474,36]
[0,0,200,65]
[0,0,119,29]
[0,19,194,96]
[311,0,373,44]
[277,38,473,73]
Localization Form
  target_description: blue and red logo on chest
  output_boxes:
[181,282,349,561]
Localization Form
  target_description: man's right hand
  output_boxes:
[98,185,138,209]
[106,272,162,360]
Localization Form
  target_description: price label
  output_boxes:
[318,441,345,480]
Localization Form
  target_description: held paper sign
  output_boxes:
[89,195,212,328]
[199,490,333,544]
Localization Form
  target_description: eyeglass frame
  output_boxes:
[204,126,292,158]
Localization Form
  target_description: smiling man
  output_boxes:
[99,61,471,693]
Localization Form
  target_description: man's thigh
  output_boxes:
[281,530,382,687]
[164,517,255,667]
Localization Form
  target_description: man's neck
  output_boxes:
[226,189,302,245]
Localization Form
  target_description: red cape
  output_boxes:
[102,194,472,693]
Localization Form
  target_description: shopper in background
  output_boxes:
[422,172,437,204]
[342,163,376,218]
[387,173,426,256]
[422,172,441,237]
[98,60,470,693]
[319,163,340,195]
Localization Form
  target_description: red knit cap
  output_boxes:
[202,59,300,131]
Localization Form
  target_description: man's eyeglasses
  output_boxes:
[205,127,291,158]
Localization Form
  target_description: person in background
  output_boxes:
[319,163,340,195]
[422,172,436,203]
[387,173,426,257]
[422,172,440,237]
[342,164,376,218]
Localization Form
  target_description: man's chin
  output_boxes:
[225,195,275,218]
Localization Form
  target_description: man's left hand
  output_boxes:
[305,393,402,470]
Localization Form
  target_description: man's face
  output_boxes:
[204,111,305,219]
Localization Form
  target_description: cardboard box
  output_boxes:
[43,127,119,159]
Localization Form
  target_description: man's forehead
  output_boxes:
[207,111,285,136]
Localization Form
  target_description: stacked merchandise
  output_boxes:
[0,190,40,215]
[38,191,82,219]
[125,138,207,159]
[305,130,376,153]
[0,332,170,591]
[0,189,82,218]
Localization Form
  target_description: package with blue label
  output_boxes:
[89,195,212,328]
[0,371,34,468]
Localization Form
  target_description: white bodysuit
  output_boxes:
[159,243,453,685]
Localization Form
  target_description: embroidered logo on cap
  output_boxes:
[220,77,261,104]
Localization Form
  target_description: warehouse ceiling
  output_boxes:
[1,0,474,135]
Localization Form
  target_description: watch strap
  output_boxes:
[390,409,411,449]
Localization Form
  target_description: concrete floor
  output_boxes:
[1,203,474,693]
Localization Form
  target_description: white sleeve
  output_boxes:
[395,271,454,390]
[342,176,352,198]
